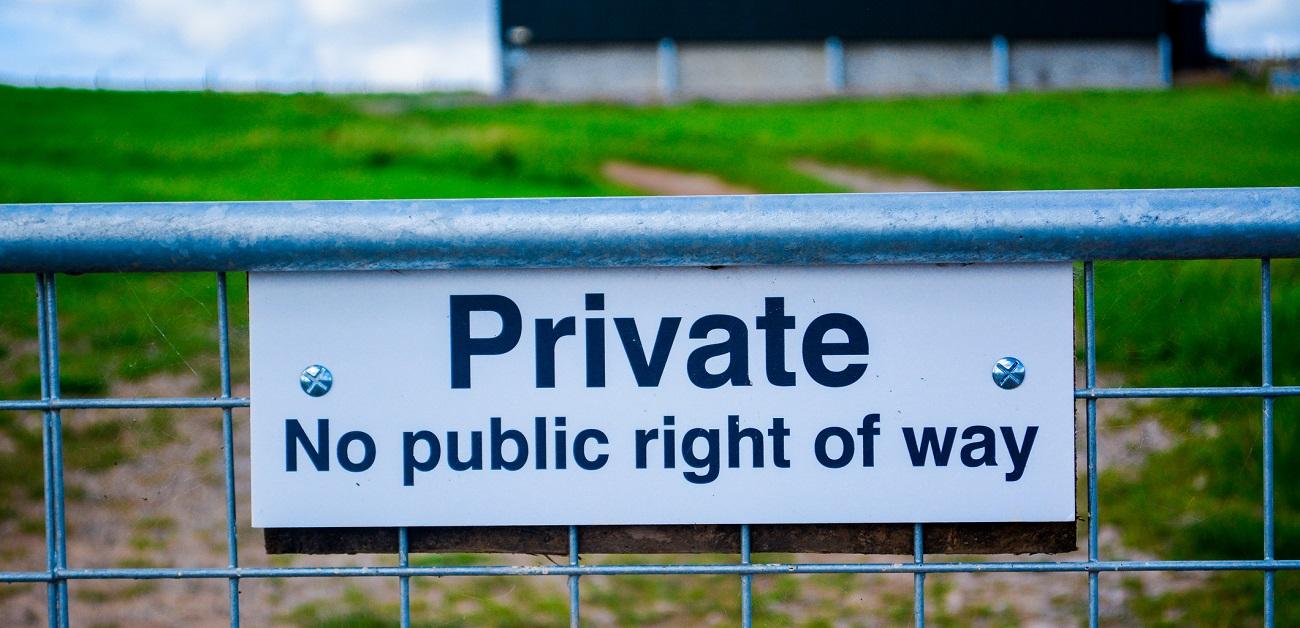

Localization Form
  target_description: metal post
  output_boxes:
[36,274,58,627]
[913,523,925,627]
[658,37,679,100]
[740,524,752,627]
[568,525,580,628]
[38,273,68,628]
[399,527,411,628]
[1085,262,1099,627]
[992,35,1010,93]
[1261,259,1275,627]
[217,273,241,627]
[825,37,846,94]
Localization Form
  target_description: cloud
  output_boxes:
[0,0,1296,92]
[0,0,497,90]
[1209,0,1300,56]
[123,0,282,54]
[299,0,365,26]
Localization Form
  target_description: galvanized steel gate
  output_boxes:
[1,188,1298,626]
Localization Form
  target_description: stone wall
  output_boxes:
[1009,40,1164,89]
[844,42,997,94]
[505,38,1166,100]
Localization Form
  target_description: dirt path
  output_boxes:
[0,370,567,626]
[791,159,959,193]
[601,161,756,195]
[601,158,957,196]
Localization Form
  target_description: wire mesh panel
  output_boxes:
[0,189,1297,627]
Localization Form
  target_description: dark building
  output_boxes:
[500,0,1197,100]
[1166,1,1215,71]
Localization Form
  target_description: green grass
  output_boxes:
[3,86,1299,207]
[1,84,1299,624]
[1091,259,1300,626]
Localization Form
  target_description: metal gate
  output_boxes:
[1,187,1297,626]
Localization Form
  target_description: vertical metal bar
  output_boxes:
[915,522,925,626]
[496,0,514,96]
[824,36,846,94]
[36,274,58,627]
[913,523,925,627]
[1085,262,1099,627]
[216,273,241,627]
[44,274,68,628]
[657,38,679,100]
[399,527,411,628]
[740,524,753,628]
[992,34,1010,92]
[568,525,580,628]
[1261,259,1275,627]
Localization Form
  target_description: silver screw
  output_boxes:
[300,364,333,397]
[992,357,1025,390]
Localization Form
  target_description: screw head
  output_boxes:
[992,357,1025,390]
[507,26,533,46]
[300,364,333,397]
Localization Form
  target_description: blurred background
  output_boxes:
[1,1,1299,626]
[0,0,1296,93]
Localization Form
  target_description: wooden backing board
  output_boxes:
[264,522,1077,555]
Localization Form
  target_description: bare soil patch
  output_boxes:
[791,159,959,193]
[1,364,1195,625]
[601,161,756,196]
[0,373,565,626]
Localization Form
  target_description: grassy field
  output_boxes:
[1,84,1299,625]
[3,86,1299,205]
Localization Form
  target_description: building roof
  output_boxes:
[500,0,1166,45]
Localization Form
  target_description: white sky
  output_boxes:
[1210,0,1300,56]
[0,0,1295,92]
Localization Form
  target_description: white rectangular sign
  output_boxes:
[249,264,1074,528]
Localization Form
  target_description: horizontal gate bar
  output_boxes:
[0,397,250,410]
[1078,385,1300,399]
[4,386,1299,412]
[1,188,1297,272]
[3,559,1300,582]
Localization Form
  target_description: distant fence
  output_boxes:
[0,188,1298,627]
